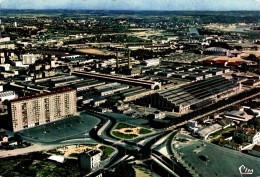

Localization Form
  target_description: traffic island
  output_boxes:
[112,123,153,139]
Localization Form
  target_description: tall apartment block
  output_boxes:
[8,89,77,132]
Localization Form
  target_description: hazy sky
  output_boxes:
[2,0,260,11]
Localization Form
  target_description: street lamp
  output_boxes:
[43,125,46,142]
[64,120,66,141]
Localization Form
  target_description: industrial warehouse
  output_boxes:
[137,76,240,113]
[73,71,161,90]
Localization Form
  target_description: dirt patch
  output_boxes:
[208,56,250,62]
[241,51,260,58]
[76,48,112,55]
[114,127,142,136]
[134,167,153,177]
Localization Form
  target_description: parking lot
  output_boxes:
[173,133,260,177]
[19,112,100,143]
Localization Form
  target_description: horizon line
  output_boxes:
[1,9,260,12]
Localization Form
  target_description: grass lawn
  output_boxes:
[139,128,152,135]
[177,138,189,142]
[113,123,152,139]
[112,131,138,139]
[99,146,115,161]
[69,153,78,158]
[209,126,235,139]
[115,123,136,129]
[0,152,83,177]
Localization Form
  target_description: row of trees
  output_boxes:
[247,117,260,131]
[131,48,174,60]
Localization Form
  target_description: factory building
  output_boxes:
[185,74,204,81]
[137,76,240,113]
[50,75,83,87]
[22,54,41,65]
[203,47,229,56]
[96,84,129,96]
[123,89,153,102]
[8,89,77,132]
[73,71,161,90]
[141,58,160,67]
[74,81,105,92]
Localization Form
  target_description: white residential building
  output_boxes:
[79,150,102,171]
[8,89,77,131]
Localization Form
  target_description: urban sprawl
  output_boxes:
[0,10,260,177]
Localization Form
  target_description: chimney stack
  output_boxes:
[116,49,119,70]
[0,19,2,38]
[128,49,131,69]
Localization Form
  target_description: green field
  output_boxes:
[99,146,115,161]
[112,123,152,139]
[208,126,235,140]
[139,128,153,135]
[69,153,79,158]
[0,152,83,177]
[112,131,138,139]
[115,123,136,129]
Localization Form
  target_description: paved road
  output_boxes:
[1,110,191,177]
[87,111,191,177]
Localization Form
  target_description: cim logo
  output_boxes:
[239,165,254,175]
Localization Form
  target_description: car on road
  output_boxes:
[77,120,84,124]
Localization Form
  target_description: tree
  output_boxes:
[255,57,260,68]
[113,162,136,177]
[234,46,243,50]
[233,135,244,144]
[14,133,22,145]
[209,42,230,49]
[248,117,260,130]
[247,54,257,61]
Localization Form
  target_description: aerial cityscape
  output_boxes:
[0,0,260,177]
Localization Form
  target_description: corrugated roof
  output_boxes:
[10,88,74,102]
